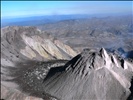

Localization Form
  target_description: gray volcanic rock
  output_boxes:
[42,48,133,100]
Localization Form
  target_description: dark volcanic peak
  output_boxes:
[42,48,133,100]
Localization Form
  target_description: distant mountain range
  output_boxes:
[1,14,90,27]
[2,14,132,27]
[37,15,133,52]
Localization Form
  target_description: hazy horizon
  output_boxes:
[1,1,132,19]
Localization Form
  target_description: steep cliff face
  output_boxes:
[1,26,77,100]
[42,48,133,100]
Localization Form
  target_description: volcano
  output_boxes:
[42,48,133,100]
[1,26,133,100]
[1,48,133,100]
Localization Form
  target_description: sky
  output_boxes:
[1,1,133,18]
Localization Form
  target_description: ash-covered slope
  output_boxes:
[42,48,133,100]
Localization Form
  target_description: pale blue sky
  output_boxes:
[1,1,133,18]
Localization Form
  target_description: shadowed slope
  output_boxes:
[1,60,68,100]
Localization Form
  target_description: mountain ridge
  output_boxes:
[42,48,133,100]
